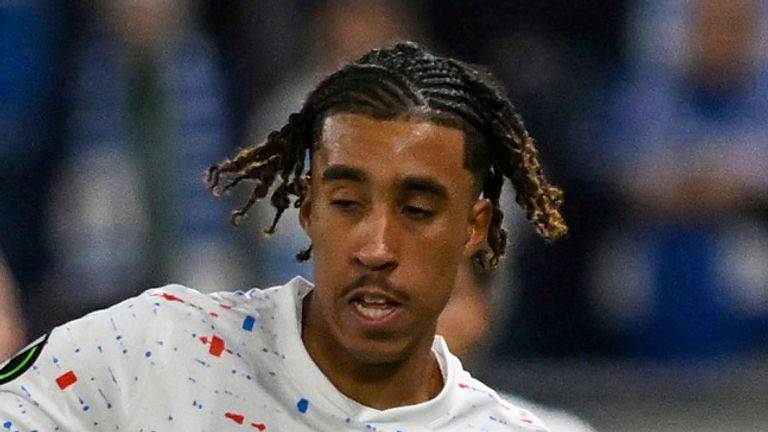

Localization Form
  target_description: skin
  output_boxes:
[299,112,491,409]
[688,0,757,89]
[100,0,187,54]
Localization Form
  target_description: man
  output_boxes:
[439,252,596,431]
[0,42,566,430]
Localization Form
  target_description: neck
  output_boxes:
[301,293,444,410]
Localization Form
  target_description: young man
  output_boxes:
[0,42,566,430]
[439,253,596,432]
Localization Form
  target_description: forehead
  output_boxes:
[314,112,471,185]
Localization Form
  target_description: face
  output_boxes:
[689,0,757,84]
[104,0,185,50]
[300,112,491,366]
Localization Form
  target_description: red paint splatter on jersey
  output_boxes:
[210,312,219,318]
[251,423,266,430]
[458,383,469,389]
[200,336,209,344]
[519,411,540,425]
[219,303,232,309]
[160,293,185,303]
[209,336,225,357]
[56,370,77,390]
[225,412,244,424]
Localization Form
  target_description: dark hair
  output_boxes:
[207,41,566,268]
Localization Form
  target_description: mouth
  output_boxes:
[351,294,401,321]
[345,285,406,329]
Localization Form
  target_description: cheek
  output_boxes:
[403,240,462,310]
[309,201,348,244]
[306,204,347,275]
[415,220,469,269]
[404,211,469,263]
[313,231,348,269]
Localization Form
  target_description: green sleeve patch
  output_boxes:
[0,334,49,385]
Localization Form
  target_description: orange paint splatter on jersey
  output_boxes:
[56,370,77,390]
[225,412,244,424]
[209,336,225,357]
[160,293,185,303]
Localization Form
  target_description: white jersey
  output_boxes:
[500,394,595,432]
[0,277,548,431]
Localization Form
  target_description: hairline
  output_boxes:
[309,106,490,197]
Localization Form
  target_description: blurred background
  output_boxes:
[1,0,768,430]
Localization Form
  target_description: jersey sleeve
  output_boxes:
[0,287,175,431]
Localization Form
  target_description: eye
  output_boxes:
[331,199,362,212]
[402,205,434,219]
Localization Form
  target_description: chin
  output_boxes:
[344,337,417,367]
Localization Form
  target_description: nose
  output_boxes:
[353,208,398,272]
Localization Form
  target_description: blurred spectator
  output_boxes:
[580,0,768,359]
[0,252,26,362]
[438,252,596,431]
[37,0,243,335]
[240,0,428,287]
[248,0,426,135]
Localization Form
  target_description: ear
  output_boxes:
[298,177,313,238]
[463,198,492,258]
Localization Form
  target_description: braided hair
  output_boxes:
[207,41,567,268]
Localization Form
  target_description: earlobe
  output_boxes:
[464,199,492,256]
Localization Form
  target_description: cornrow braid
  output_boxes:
[207,41,567,268]
[206,111,308,231]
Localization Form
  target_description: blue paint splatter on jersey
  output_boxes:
[242,316,255,331]
[297,398,309,414]
[97,388,112,409]
[78,397,90,411]
[107,367,118,385]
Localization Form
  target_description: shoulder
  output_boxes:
[0,287,195,427]
[499,392,595,432]
[0,280,307,428]
[435,341,549,431]
[0,284,243,394]
[0,284,207,385]
[452,377,550,431]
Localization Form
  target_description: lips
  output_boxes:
[345,286,406,328]
[352,295,400,320]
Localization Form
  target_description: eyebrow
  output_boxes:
[321,165,368,183]
[321,165,449,199]
[401,176,449,200]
